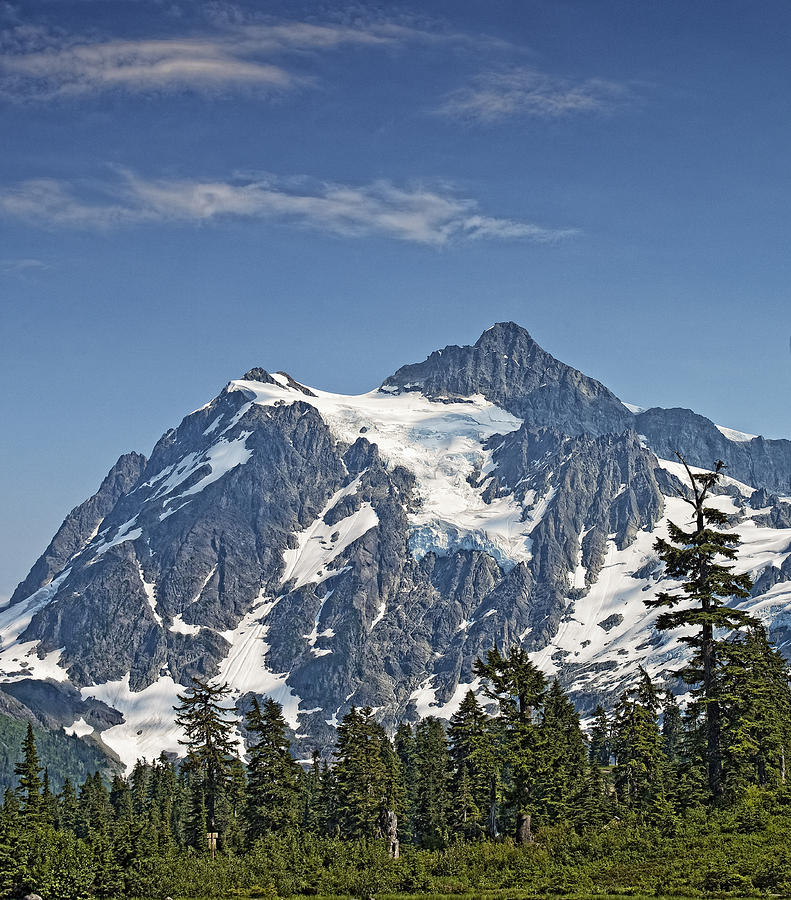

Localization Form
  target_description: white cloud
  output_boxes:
[0,17,448,101]
[437,66,631,123]
[0,256,48,274]
[0,33,299,99]
[0,169,577,246]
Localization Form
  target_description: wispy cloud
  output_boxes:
[0,5,528,104]
[0,256,49,275]
[0,169,576,246]
[0,18,408,101]
[437,66,631,123]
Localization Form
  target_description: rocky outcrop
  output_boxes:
[383,322,632,436]
[10,451,147,605]
[635,407,791,494]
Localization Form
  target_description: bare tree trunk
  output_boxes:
[515,812,532,845]
[381,808,399,859]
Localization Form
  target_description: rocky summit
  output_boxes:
[3,322,791,770]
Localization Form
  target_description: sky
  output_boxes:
[1,0,790,599]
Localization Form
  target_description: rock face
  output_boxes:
[635,407,791,495]
[10,452,147,606]
[384,322,632,436]
[3,322,791,768]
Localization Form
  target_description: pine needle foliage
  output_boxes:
[175,678,237,843]
[244,696,300,842]
[645,455,756,796]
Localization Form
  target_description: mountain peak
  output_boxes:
[383,321,631,435]
[475,321,536,346]
[239,368,316,397]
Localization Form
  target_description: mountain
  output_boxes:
[3,321,791,770]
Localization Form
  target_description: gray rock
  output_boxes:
[383,322,632,436]
[635,407,791,494]
[11,451,146,605]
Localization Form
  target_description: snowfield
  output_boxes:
[228,376,549,569]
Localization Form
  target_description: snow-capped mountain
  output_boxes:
[4,322,791,769]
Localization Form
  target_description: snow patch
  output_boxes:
[82,674,186,771]
[90,518,142,558]
[622,401,645,414]
[282,476,378,591]
[303,590,335,651]
[168,614,201,636]
[716,424,758,443]
[64,717,93,738]
[216,594,302,729]
[138,564,162,626]
[410,676,482,719]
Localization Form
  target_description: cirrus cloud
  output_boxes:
[0,18,410,101]
[0,168,577,247]
[437,66,632,123]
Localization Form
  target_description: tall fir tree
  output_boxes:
[661,693,684,766]
[394,722,417,845]
[536,680,588,826]
[183,751,208,851]
[174,678,237,847]
[14,723,42,819]
[57,778,79,832]
[588,705,612,766]
[474,645,547,843]
[40,770,56,826]
[332,707,400,843]
[718,626,791,792]
[645,455,755,797]
[412,717,451,848]
[448,690,498,839]
[244,697,300,842]
[611,669,673,825]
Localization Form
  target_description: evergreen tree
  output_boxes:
[332,707,399,842]
[661,693,684,766]
[448,691,498,838]
[40,769,57,825]
[109,774,135,867]
[244,697,300,842]
[182,751,208,851]
[223,756,247,850]
[645,455,755,796]
[394,722,417,844]
[57,778,79,832]
[611,669,673,824]
[300,750,322,834]
[412,717,451,848]
[718,626,791,792]
[673,701,710,812]
[588,705,612,766]
[537,680,588,825]
[474,645,546,843]
[577,763,614,829]
[149,753,177,851]
[174,678,237,846]
[129,759,149,817]
[14,723,42,819]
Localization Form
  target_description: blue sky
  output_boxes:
[1,0,790,598]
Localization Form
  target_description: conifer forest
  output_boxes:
[3,461,791,898]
